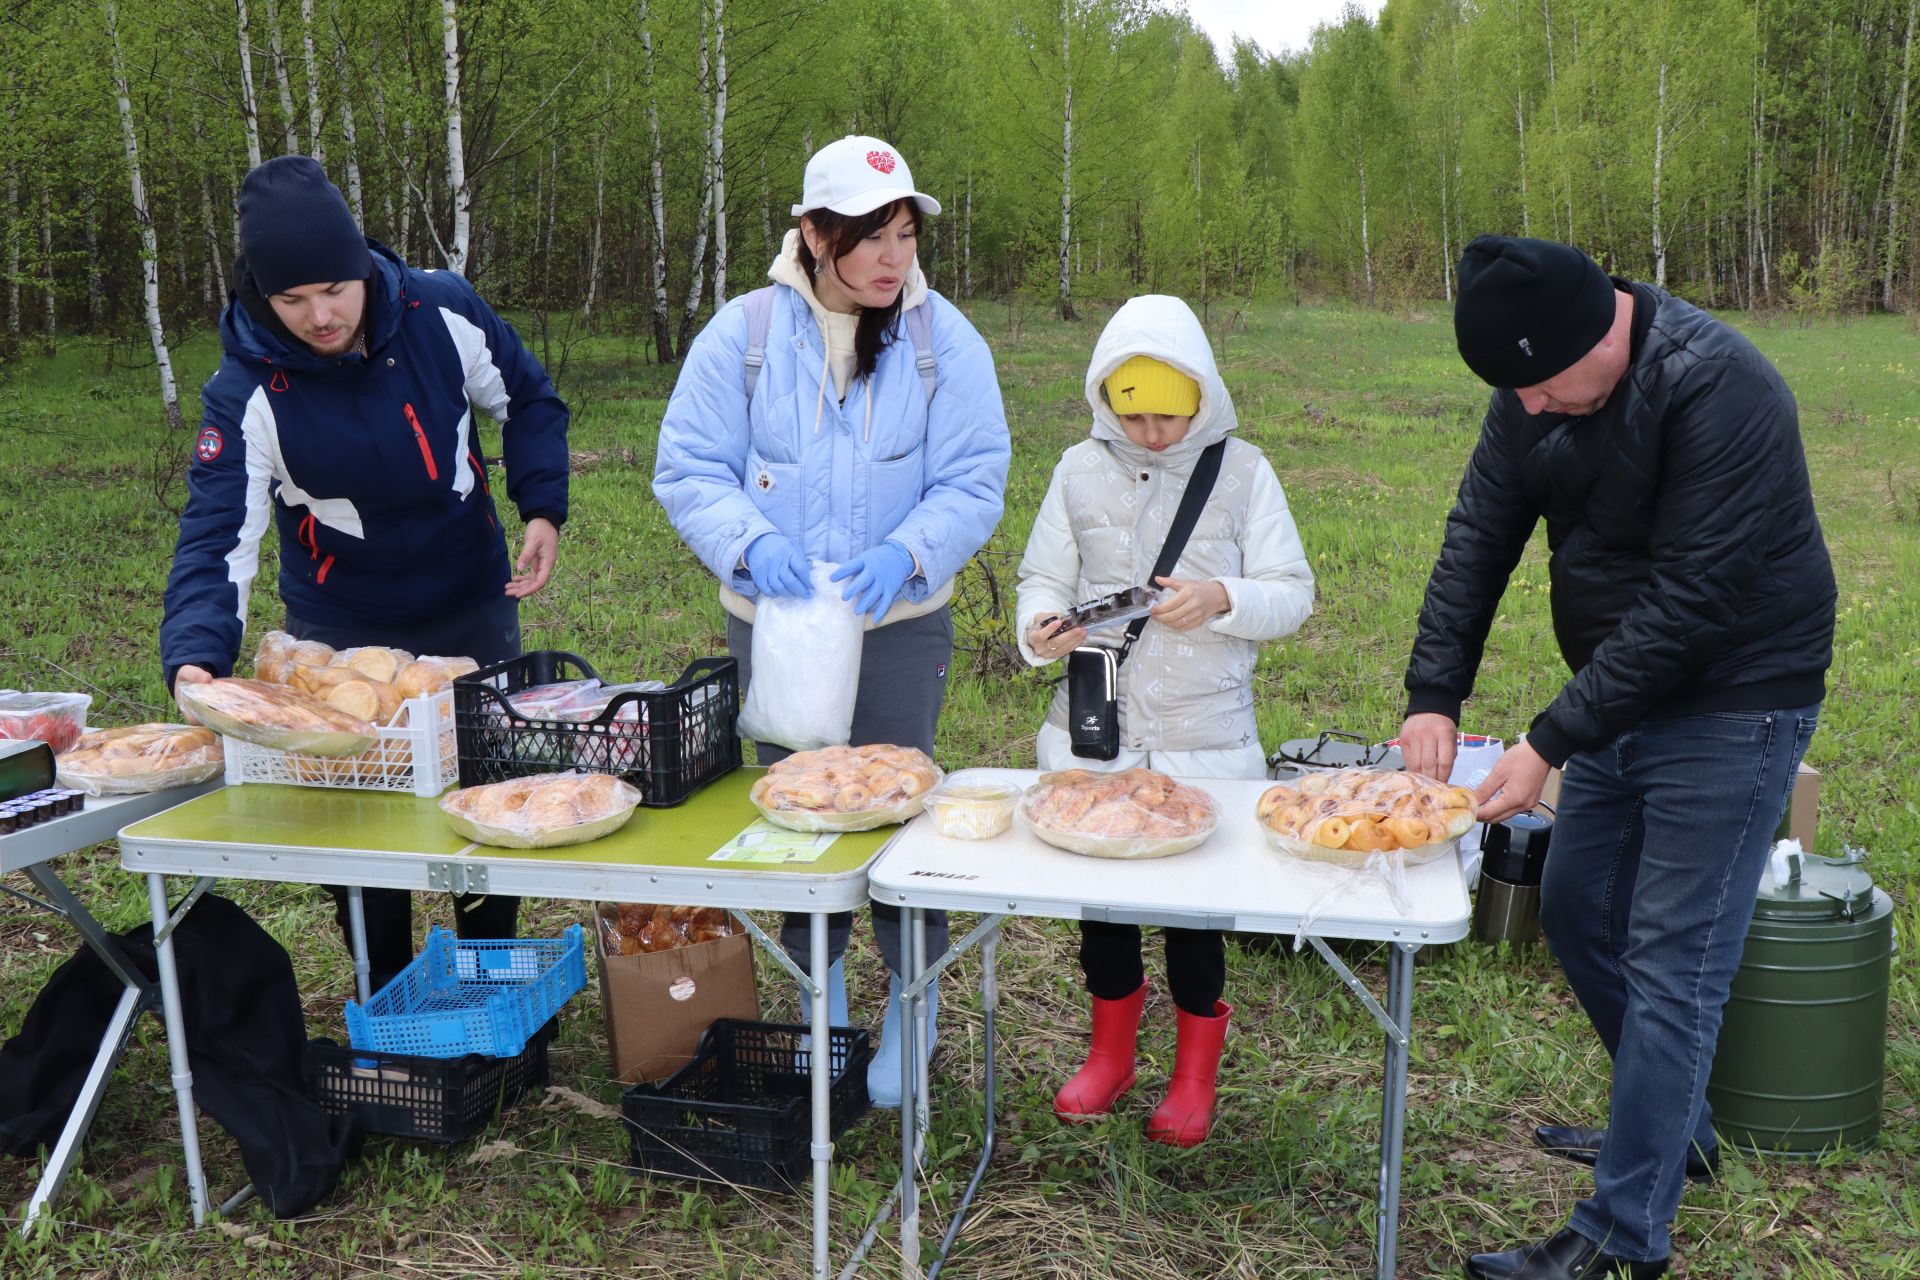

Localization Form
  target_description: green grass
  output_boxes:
[1,301,1914,1278]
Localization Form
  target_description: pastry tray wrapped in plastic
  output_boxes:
[1255,767,1477,868]
[600,903,738,955]
[440,773,642,849]
[178,678,378,756]
[749,744,943,833]
[56,724,224,796]
[1018,767,1219,860]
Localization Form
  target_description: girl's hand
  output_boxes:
[1150,576,1230,631]
[1028,615,1089,662]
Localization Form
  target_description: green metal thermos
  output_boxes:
[1707,850,1894,1155]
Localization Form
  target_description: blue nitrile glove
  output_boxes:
[744,533,813,598]
[831,541,918,621]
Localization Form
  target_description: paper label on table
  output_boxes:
[708,820,842,864]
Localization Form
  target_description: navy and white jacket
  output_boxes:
[159,241,568,688]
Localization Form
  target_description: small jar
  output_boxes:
[923,779,1022,841]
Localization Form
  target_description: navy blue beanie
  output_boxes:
[237,156,372,295]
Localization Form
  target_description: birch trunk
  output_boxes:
[235,0,264,167]
[107,0,184,430]
[759,152,772,265]
[400,113,415,256]
[583,70,608,317]
[193,110,228,313]
[542,138,558,299]
[1057,0,1076,321]
[1884,0,1916,309]
[639,0,672,361]
[1515,91,1530,236]
[441,0,470,273]
[5,164,18,337]
[710,0,728,305]
[370,66,395,240]
[1358,155,1373,303]
[334,12,362,223]
[265,0,299,154]
[678,4,715,353]
[963,170,973,298]
[85,190,103,329]
[40,183,55,350]
[1440,148,1452,303]
[299,0,324,162]
[1653,61,1667,288]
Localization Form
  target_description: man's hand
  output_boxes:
[506,517,559,599]
[173,665,214,721]
[1398,712,1459,781]
[1150,576,1231,631]
[1475,740,1551,823]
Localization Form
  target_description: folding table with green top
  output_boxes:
[118,769,897,1279]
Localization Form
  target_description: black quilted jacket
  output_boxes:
[1404,284,1835,767]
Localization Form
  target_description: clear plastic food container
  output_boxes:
[923,779,1023,840]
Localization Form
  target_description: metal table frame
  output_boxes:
[1,781,222,1235]
[848,769,1469,1280]
[117,776,892,1279]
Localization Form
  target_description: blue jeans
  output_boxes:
[1541,705,1819,1262]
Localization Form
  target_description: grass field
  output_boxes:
[1,300,1915,1279]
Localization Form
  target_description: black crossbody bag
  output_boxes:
[1065,440,1227,760]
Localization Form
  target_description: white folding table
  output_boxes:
[856,768,1471,1280]
[1,780,222,1233]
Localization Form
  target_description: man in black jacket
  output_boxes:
[1399,236,1834,1280]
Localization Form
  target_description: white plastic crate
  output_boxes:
[221,689,457,798]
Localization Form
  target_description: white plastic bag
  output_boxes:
[736,561,864,752]
[1448,733,1505,885]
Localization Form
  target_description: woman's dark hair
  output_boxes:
[797,198,921,382]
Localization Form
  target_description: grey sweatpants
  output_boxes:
[727,606,953,977]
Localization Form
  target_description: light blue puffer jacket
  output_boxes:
[653,277,1010,625]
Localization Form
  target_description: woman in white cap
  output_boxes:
[653,135,1011,1106]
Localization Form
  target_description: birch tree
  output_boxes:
[441,0,470,273]
[639,0,673,361]
[264,0,299,154]
[709,0,729,306]
[1884,0,1916,307]
[234,0,264,167]
[106,0,183,429]
[298,0,325,162]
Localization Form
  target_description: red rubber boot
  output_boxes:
[1144,1000,1231,1147]
[1053,983,1148,1121]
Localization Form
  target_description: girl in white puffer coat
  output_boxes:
[1015,293,1314,1147]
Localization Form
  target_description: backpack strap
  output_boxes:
[903,301,937,404]
[742,286,776,401]
[1116,439,1228,667]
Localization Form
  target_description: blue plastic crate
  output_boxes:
[346,924,586,1059]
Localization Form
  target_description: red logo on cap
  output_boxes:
[866,150,896,174]
[195,427,224,463]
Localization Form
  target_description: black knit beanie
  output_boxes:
[1453,235,1617,388]
[237,155,371,295]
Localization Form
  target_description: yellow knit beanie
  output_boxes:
[1102,356,1200,416]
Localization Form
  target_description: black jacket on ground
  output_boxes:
[1404,282,1836,767]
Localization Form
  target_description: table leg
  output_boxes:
[899,906,922,1280]
[1374,942,1417,1280]
[927,928,999,1279]
[346,886,372,1005]
[146,873,210,1224]
[810,910,831,1280]
[19,983,142,1235]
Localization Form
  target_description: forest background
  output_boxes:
[3,0,1920,410]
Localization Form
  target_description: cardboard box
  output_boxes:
[1778,761,1820,849]
[597,922,759,1084]
[1532,762,1817,848]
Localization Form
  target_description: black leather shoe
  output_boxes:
[1533,1124,1719,1184]
[1465,1226,1670,1279]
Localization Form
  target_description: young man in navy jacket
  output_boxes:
[160,155,570,989]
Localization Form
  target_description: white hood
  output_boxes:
[767,228,929,320]
[1084,295,1236,466]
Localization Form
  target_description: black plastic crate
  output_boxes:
[453,651,740,806]
[304,1017,557,1143]
[622,1019,872,1192]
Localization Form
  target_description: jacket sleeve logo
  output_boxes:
[194,426,224,462]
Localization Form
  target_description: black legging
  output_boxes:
[1080,921,1225,1017]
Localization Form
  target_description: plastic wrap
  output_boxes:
[736,561,864,752]
[56,724,224,795]
[439,772,641,849]
[251,629,299,684]
[0,690,92,755]
[1019,768,1219,860]
[178,678,378,756]
[922,779,1022,840]
[750,743,943,833]
[328,645,415,685]
[598,903,737,956]
[1255,767,1476,868]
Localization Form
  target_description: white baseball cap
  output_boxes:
[791,135,942,218]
